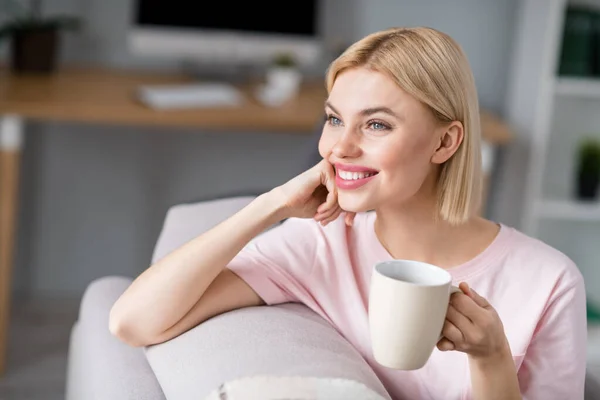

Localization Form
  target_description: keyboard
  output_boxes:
[136,83,243,110]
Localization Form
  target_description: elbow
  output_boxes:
[109,307,151,348]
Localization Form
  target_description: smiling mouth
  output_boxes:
[337,170,378,181]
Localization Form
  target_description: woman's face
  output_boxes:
[319,67,458,213]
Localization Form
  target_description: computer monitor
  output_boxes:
[129,1,323,68]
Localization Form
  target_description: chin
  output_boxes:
[337,191,375,214]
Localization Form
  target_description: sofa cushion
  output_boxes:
[145,303,391,400]
[203,375,388,400]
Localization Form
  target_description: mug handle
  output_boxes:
[449,285,462,296]
[438,285,463,341]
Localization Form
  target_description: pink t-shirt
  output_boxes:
[227,211,587,400]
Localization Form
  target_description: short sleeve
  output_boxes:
[518,269,587,399]
[226,217,320,306]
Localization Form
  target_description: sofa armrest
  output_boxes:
[66,276,165,400]
[145,303,391,400]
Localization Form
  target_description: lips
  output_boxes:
[334,163,379,190]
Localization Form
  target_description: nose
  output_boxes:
[331,129,362,159]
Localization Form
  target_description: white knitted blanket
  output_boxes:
[204,376,389,400]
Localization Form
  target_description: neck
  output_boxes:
[374,197,495,269]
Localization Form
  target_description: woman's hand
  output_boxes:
[271,159,355,226]
[439,283,522,399]
[437,282,511,361]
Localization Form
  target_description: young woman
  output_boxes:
[109,27,587,399]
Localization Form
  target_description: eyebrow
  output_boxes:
[325,101,401,119]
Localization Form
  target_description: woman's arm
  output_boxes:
[109,191,286,346]
[440,277,586,399]
[514,277,587,399]
[438,283,522,399]
[109,159,344,347]
[469,349,521,400]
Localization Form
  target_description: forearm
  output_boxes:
[469,347,522,400]
[109,191,286,340]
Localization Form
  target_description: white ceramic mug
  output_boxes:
[368,259,461,370]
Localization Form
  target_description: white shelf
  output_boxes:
[536,199,600,221]
[555,78,600,99]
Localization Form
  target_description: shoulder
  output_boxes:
[501,224,583,289]
[482,225,586,353]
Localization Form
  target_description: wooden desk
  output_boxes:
[0,67,327,132]
[0,66,513,376]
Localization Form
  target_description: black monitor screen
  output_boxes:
[134,1,319,37]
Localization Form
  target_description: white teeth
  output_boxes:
[338,170,376,181]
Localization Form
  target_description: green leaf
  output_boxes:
[588,300,600,324]
[272,52,297,67]
[578,137,600,175]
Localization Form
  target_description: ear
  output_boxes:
[431,121,464,164]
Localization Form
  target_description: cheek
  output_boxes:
[318,130,334,159]
[378,136,433,179]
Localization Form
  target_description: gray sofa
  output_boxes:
[65,196,392,400]
[65,195,600,399]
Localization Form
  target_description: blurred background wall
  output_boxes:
[1,0,518,298]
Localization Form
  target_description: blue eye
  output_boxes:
[327,115,342,126]
[369,121,390,131]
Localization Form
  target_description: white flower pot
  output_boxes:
[266,67,302,95]
[256,66,303,107]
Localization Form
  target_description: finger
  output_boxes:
[320,163,338,210]
[312,185,329,209]
[460,282,490,308]
[446,303,474,331]
[440,319,464,346]
[450,292,485,323]
[458,282,470,295]
[436,338,455,352]
[345,212,356,226]
[315,191,333,214]
[317,186,338,215]
[316,204,339,223]
[315,204,334,219]
[318,190,336,215]
[321,207,343,226]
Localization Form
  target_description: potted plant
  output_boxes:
[257,52,303,107]
[267,52,302,94]
[575,138,600,200]
[0,0,80,73]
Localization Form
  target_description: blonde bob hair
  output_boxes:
[325,27,482,225]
